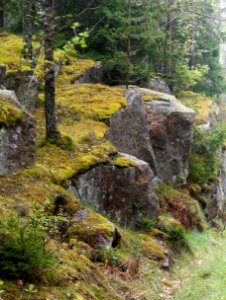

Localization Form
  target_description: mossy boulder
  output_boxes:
[73,153,160,227]
[5,70,39,112]
[68,208,120,248]
[108,89,196,184]
[0,90,36,176]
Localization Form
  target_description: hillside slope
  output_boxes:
[0,34,225,300]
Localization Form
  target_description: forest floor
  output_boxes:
[158,230,226,300]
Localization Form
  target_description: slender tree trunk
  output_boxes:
[23,0,35,62]
[126,0,131,89]
[189,18,196,68]
[0,0,4,30]
[44,0,59,140]
[165,1,173,78]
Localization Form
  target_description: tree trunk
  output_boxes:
[126,0,131,89]
[23,0,35,62]
[165,1,173,78]
[44,0,59,140]
[0,64,6,86]
[0,0,4,30]
[189,18,196,68]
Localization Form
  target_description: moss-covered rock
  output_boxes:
[68,209,120,248]
[0,96,23,127]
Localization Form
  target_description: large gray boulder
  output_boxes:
[107,91,157,172]
[145,91,196,183]
[5,70,39,111]
[108,89,196,184]
[0,90,36,175]
[74,61,104,85]
[71,153,160,227]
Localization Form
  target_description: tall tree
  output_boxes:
[44,0,59,140]
[0,0,4,29]
[23,0,35,61]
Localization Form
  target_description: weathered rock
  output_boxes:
[140,76,172,95]
[206,148,226,221]
[5,70,39,111]
[72,153,160,227]
[68,208,120,248]
[107,91,157,172]
[108,89,196,184]
[74,61,104,84]
[145,92,196,184]
[0,90,36,175]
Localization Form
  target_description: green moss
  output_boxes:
[178,91,214,125]
[56,83,126,120]
[139,234,165,260]
[0,97,23,127]
[112,156,137,168]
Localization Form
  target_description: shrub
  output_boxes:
[158,215,187,246]
[135,218,156,232]
[94,246,118,267]
[0,212,56,281]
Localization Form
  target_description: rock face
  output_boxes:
[73,154,160,227]
[108,90,196,184]
[146,94,196,183]
[206,148,226,221]
[140,76,172,95]
[5,71,39,111]
[0,90,36,175]
[107,91,157,172]
[74,61,104,84]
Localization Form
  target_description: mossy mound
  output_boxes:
[68,209,117,248]
[56,83,126,120]
[178,91,214,125]
[0,96,23,127]
[112,156,137,168]
[156,184,205,231]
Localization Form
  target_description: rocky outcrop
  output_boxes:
[140,76,172,95]
[145,92,196,183]
[74,61,104,85]
[108,90,196,184]
[71,153,160,227]
[107,91,157,172]
[0,90,36,175]
[5,70,39,111]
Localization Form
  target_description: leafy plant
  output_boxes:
[95,246,118,267]
[23,284,38,299]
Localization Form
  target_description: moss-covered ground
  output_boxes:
[178,91,214,125]
[0,34,225,299]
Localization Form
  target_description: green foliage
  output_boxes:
[158,215,187,245]
[0,212,56,281]
[189,123,226,184]
[135,218,156,232]
[173,63,209,93]
[95,246,118,267]
[63,22,88,56]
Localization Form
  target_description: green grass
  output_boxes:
[172,230,226,300]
